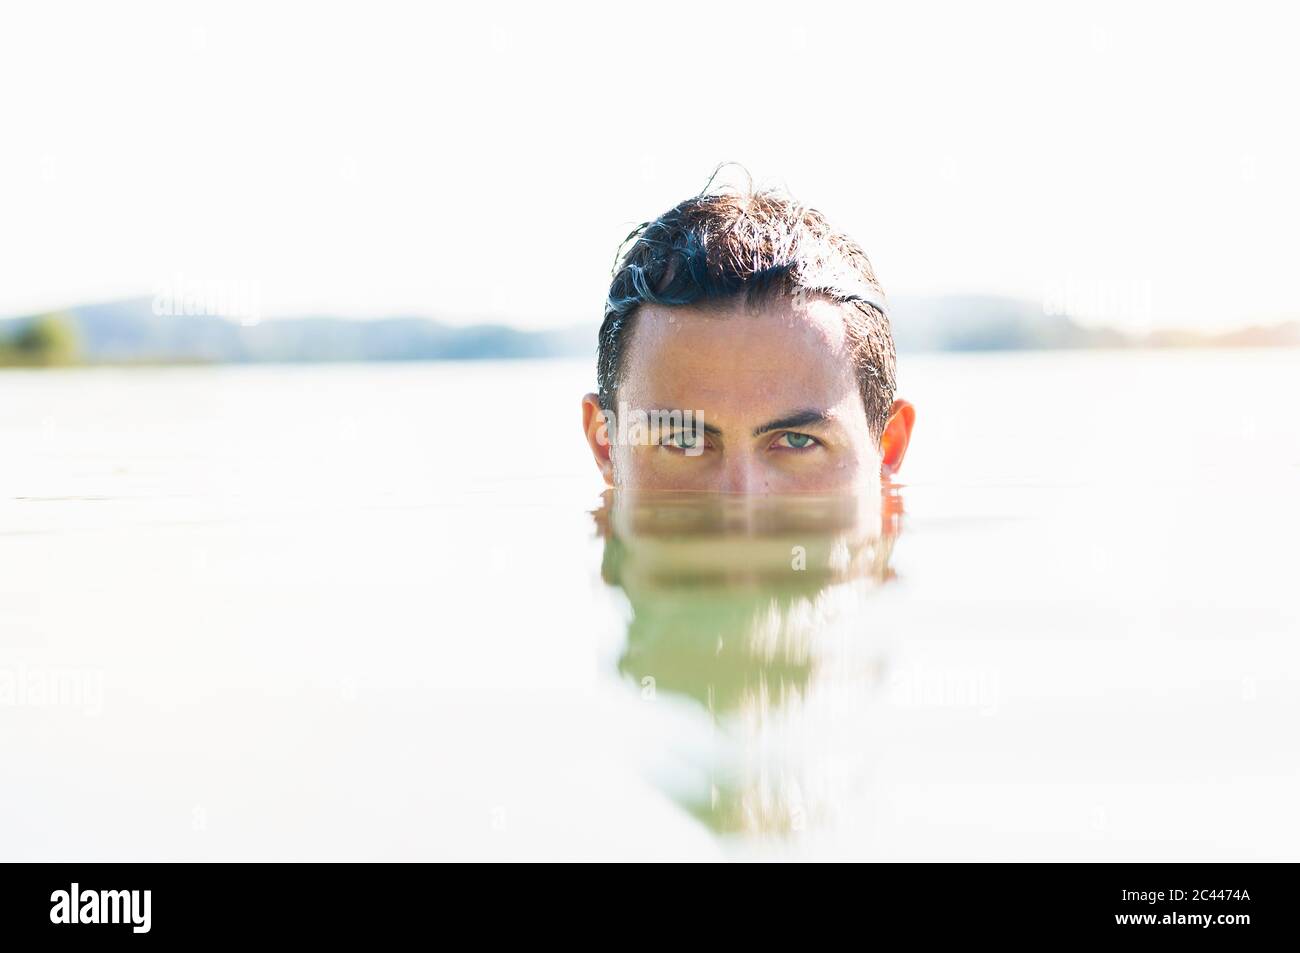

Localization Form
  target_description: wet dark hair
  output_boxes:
[597,171,897,438]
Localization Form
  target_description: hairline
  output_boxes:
[602,290,890,441]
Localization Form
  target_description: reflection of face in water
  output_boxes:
[596,489,902,840]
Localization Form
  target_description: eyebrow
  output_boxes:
[752,409,832,437]
[642,407,828,439]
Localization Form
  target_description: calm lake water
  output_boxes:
[2,349,1298,860]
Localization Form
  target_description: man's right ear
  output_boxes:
[582,393,614,486]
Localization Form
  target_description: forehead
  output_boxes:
[619,295,861,418]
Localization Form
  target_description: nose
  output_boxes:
[717,452,770,495]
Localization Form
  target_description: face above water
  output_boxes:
[596,295,883,494]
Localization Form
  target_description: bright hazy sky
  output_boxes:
[3,0,1297,330]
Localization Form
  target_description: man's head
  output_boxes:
[583,177,914,493]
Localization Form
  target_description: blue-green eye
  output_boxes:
[775,432,817,450]
[663,431,699,450]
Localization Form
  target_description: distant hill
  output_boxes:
[1,295,1295,366]
[886,294,1130,351]
[0,298,593,364]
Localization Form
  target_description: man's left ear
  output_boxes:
[880,399,915,478]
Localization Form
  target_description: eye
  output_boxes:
[772,431,819,451]
[660,430,704,452]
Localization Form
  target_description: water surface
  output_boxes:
[1,350,1297,859]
